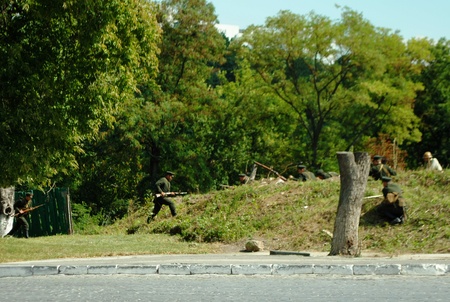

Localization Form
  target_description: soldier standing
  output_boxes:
[7,192,33,238]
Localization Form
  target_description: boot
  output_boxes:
[147,214,156,223]
[25,230,29,238]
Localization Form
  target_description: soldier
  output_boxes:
[369,155,396,180]
[238,173,249,185]
[295,165,316,181]
[315,169,339,180]
[148,171,177,222]
[377,176,406,225]
[423,151,443,171]
[7,192,33,238]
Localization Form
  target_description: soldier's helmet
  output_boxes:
[423,152,432,159]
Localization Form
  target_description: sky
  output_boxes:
[209,0,449,41]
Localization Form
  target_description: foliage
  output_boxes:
[234,8,427,169]
[0,0,160,187]
[71,202,102,234]
[405,38,450,169]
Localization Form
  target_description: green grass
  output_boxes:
[1,169,449,263]
[0,234,223,263]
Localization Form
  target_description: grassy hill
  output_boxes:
[1,169,449,263]
[108,169,450,255]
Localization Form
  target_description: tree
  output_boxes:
[330,151,370,256]
[236,8,426,168]
[0,0,160,187]
[405,38,450,168]
[136,0,230,192]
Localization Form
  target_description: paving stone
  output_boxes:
[117,265,158,275]
[0,266,33,278]
[32,265,59,276]
[401,264,448,276]
[189,264,231,275]
[159,264,191,275]
[59,265,88,275]
[231,264,273,275]
[273,264,314,275]
[87,265,118,275]
[313,264,353,275]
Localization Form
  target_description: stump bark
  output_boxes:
[329,152,370,256]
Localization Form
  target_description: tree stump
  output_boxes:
[329,152,370,256]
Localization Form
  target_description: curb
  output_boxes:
[1,263,449,278]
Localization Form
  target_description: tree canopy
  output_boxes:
[235,9,428,168]
[0,0,160,187]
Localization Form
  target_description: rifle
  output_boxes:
[363,195,383,199]
[155,192,188,198]
[15,204,45,216]
[254,161,287,181]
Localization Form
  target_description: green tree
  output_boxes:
[406,38,450,168]
[136,0,229,192]
[0,0,160,187]
[236,8,426,168]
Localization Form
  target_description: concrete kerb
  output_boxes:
[1,252,449,278]
[0,263,449,278]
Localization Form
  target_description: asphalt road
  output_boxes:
[1,274,449,301]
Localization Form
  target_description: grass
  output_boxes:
[0,234,224,263]
[1,169,449,263]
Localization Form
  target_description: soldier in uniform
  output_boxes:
[423,151,443,171]
[315,169,339,180]
[7,192,33,238]
[238,173,249,185]
[369,155,396,180]
[148,171,177,222]
[377,176,406,225]
[295,165,316,181]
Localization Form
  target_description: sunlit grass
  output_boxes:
[1,169,448,263]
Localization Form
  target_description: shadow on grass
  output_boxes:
[360,206,387,226]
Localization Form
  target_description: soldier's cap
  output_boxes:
[25,192,33,197]
[239,173,246,177]
[165,171,175,176]
[373,155,382,160]
[381,176,391,182]
[297,165,306,169]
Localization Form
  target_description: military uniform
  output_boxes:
[315,169,339,180]
[7,194,32,238]
[369,155,396,180]
[295,165,316,181]
[377,177,405,225]
[149,171,177,222]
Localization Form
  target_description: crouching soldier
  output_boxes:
[377,176,406,225]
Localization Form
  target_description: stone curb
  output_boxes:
[0,263,449,278]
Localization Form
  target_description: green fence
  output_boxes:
[14,188,73,237]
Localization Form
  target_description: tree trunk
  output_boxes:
[329,152,370,256]
[0,187,15,237]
